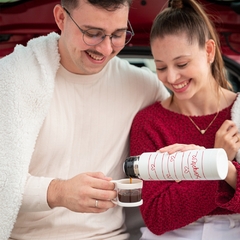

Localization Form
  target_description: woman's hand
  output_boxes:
[157,144,205,183]
[158,143,205,155]
[214,120,240,161]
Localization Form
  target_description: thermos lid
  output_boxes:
[123,156,138,178]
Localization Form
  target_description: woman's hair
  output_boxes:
[61,0,132,11]
[150,0,230,89]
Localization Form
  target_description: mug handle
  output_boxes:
[110,180,118,205]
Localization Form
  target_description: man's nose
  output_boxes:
[95,36,114,56]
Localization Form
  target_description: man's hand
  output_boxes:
[47,172,116,213]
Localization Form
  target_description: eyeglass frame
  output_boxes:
[63,6,135,47]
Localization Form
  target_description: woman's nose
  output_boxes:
[166,68,180,84]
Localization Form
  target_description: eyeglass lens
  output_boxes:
[83,29,133,47]
[63,6,134,47]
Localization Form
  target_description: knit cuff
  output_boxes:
[216,161,240,212]
[19,174,54,212]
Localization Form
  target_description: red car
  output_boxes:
[0,0,239,55]
[0,0,240,91]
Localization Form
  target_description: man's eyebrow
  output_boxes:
[83,25,128,31]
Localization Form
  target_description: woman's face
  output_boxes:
[151,33,214,101]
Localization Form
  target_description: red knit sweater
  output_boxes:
[130,100,240,236]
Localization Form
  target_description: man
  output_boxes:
[0,0,169,239]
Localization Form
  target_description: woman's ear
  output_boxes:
[205,39,216,64]
[53,4,66,32]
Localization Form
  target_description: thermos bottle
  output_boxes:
[123,149,228,181]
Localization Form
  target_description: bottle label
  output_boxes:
[138,149,228,181]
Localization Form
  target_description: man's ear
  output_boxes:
[205,39,216,64]
[53,4,66,31]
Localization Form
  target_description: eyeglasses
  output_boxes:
[63,7,135,47]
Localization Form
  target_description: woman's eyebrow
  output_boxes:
[155,55,191,62]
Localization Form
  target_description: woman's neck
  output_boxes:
[163,88,236,116]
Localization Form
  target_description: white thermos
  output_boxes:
[123,148,228,181]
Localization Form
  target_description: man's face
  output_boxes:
[54,1,130,75]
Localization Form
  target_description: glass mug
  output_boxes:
[111,178,143,207]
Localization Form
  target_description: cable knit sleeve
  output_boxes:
[216,161,240,211]
[0,33,59,239]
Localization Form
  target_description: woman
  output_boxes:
[130,0,240,239]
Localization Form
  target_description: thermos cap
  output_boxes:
[123,156,139,178]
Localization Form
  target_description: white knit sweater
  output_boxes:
[0,32,60,239]
[231,93,240,162]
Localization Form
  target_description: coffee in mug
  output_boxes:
[111,178,143,207]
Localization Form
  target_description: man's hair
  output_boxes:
[61,0,133,11]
